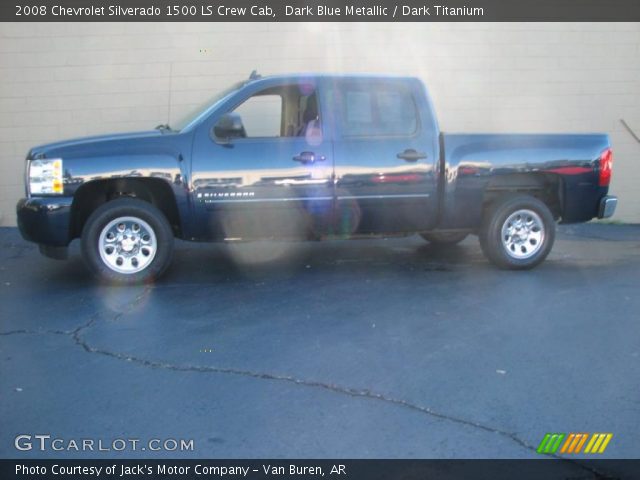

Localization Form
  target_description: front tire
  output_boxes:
[81,198,174,284]
[479,195,555,270]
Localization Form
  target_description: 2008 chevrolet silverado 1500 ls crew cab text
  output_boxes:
[17,73,618,283]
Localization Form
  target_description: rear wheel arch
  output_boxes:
[482,173,563,221]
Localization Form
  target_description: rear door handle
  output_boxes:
[293,151,325,164]
[397,149,427,162]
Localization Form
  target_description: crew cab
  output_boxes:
[17,73,618,283]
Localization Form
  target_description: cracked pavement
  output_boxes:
[1,224,639,461]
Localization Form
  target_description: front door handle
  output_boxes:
[397,149,427,162]
[293,151,326,164]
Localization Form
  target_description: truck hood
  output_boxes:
[27,130,166,160]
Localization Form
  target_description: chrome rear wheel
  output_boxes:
[480,195,555,270]
[500,209,545,260]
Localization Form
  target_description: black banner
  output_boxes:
[3,0,640,22]
[3,459,640,480]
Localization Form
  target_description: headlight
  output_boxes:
[28,158,63,195]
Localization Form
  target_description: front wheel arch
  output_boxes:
[70,177,182,240]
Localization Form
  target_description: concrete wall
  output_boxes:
[1,22,639,226]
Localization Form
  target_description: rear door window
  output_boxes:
[338,82,418,137]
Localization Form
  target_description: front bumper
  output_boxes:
[16,196,73,247]
[598,195,618,219]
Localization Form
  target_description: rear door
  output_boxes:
[329,78,439,235]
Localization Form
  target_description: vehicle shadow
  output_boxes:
[47,237,478,288]
[23,231,634,290]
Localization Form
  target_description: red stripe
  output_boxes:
[545,166,592,175]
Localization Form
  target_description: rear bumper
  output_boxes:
[16,196,73,247]
[598,195,618,219]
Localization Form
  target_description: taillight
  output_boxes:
[598,148,613,187]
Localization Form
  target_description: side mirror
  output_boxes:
[213,113,245,143]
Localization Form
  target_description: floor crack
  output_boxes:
[0,312,100,338]
[70,329,612,477]
[1,284,611,478]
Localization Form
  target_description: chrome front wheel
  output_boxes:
[81,198,174,284]
[99,216,157,274]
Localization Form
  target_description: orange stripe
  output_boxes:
[560,434,575,454]
[574,434,589,453]
[568,434,582,453]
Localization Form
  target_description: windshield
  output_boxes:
[171,81,244,132]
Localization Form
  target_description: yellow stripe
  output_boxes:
[590,434,606,453]
[598,434,613,453]
[560,434,575,453]
[584,434,599,453]
[574,434,589,453]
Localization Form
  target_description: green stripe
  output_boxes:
[545,434,558,454]
[537,433,567,455]
[548,434,566,454]
[537,434,552,454]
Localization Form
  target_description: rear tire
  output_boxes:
[81,198,174,284]
[479,194,555,270]
[420,231,468,245]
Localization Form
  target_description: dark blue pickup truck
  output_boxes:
[17,73,617,283]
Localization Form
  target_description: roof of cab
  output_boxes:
[244,72,420,86]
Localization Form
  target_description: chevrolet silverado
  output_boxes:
[17,73,618,283]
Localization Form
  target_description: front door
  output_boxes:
[191,81,334,240]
